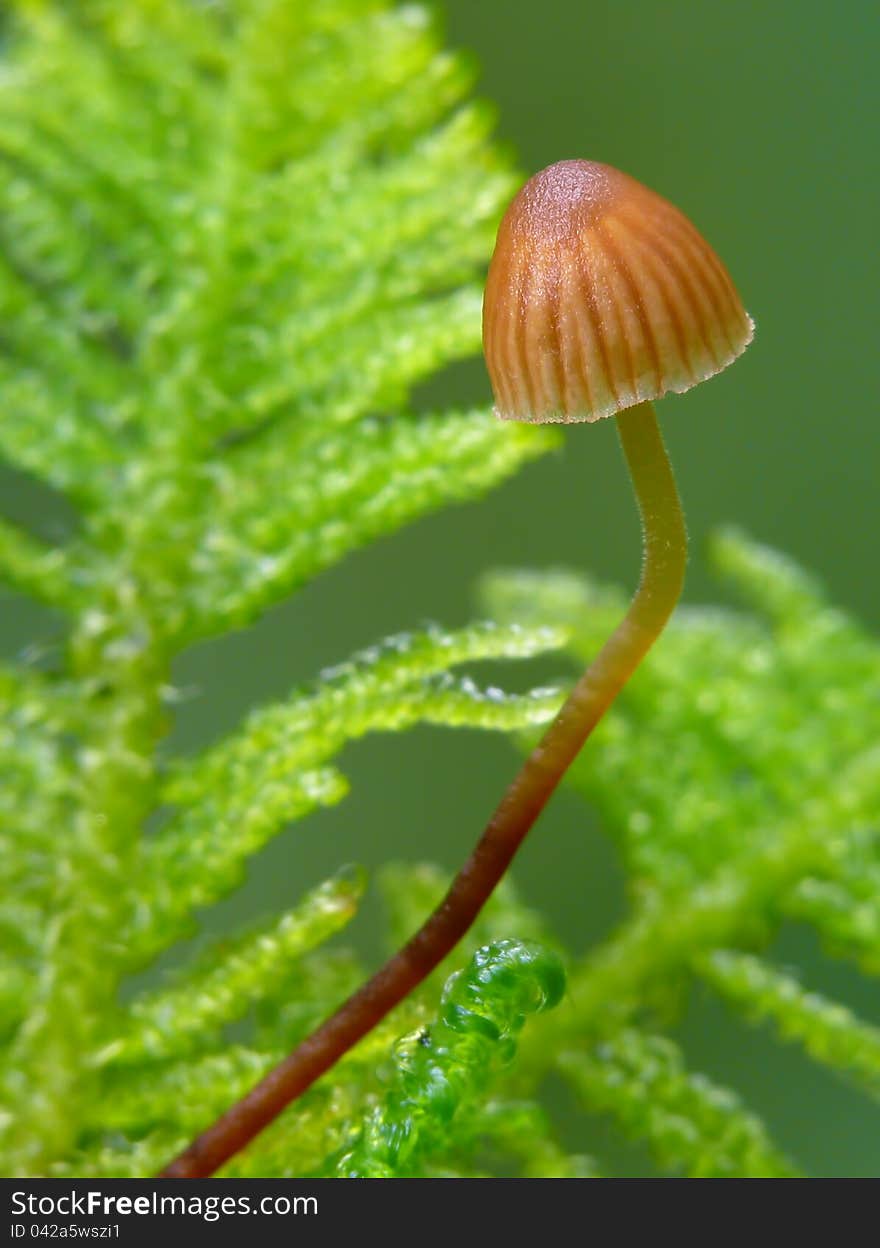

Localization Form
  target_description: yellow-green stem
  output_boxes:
[160,400,686,1178]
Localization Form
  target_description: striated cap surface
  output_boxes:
[483,160,754,423]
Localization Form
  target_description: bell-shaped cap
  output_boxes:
[483,160,754,423]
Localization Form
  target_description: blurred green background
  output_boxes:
[3,0,878,1174]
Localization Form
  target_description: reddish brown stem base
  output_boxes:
[159,400,686,1178]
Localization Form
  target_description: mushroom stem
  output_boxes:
[158,399,685,1179]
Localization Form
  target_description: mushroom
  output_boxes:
[160,159,753,1178]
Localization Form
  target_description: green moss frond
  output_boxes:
[0,0,561,1177]
[483,530,880,1176]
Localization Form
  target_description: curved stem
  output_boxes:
[159,400,686,1178]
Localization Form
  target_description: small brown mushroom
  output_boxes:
[160,159,753,1179]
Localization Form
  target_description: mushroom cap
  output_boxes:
[483,160,754,423]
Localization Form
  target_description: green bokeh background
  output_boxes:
[3,0,878,1175]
